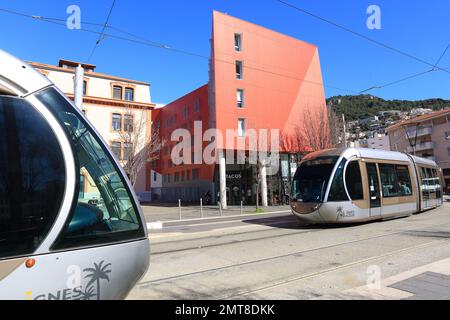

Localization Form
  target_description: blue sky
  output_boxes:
[1,0,449,104]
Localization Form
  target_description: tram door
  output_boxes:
[367,163,382,217]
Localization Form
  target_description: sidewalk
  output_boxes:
[316,257,450,300]
[141,203,291,224]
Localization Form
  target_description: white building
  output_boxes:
[366,134,391,151]
[30,59,155,196]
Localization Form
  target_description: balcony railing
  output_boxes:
[407,141,434,153]
[406,127,432,138]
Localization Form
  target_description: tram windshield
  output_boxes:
[291,156,339,203]
[36,88,145,249]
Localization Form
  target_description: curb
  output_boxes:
[146,210,292,230]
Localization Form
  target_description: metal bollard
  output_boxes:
[200,198,203,218]
[240,201,243,215]
[178,199,182,220]
[218,201,223,216]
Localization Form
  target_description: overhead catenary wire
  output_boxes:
[0,7,358,94]
[276,0,450,76]
[87,0,116,62]
[359,43,450,93]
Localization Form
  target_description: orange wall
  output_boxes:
[150,11,327,188]
[151,84,215,182]
[211,11,326,152]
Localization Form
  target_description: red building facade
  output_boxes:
[149,11,326,206]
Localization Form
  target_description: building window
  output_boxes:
[192,169,199,180]
[123,143,133,161]
[194,98,200,113]
[181,171,185,182]
[236,61,243,80]
[112,113,122,131]
[237,89,244,108]
[174,172,180,182]
[186,170,191,181]
[124,114,134,132]
[83,80,87,96]
[124,87,134,101]
[234,33,242,52]
[111,142,122,160]
[183,105,189,119]
[238,118,246,137]
[113,86,123,100]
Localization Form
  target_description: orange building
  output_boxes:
[150,11,326,206]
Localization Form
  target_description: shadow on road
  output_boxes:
[241,214,380,230]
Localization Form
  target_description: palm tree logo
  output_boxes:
[81,286,96,300]
[83,261,112,300]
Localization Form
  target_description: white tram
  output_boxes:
[0,49,150,300]
[291,148,443,224]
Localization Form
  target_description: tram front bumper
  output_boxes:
[291,201,325,224]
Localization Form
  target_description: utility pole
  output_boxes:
[342,113,347,147]
[74,64,84,109]
[402,124,419,156]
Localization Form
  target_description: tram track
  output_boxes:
[150,211,447,256]
[220,239,443,300]
[139,219,450,287]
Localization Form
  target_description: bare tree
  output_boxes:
[292,106,332,152]
[327,107,346,148]
[119,106,164,187]
[281,106,341,154]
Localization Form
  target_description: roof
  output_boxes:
[58,59,96,71]
[387,108,450,131]
[29,61,150,86]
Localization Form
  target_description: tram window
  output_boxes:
[0,96,65,259]
[36,88,145,250]
[432,169,441,198]
[292,156,339,203]
[380,164,412,198]
[345,161,364,200]
[420,167,430,200]
[379,164,399,197]
[327,158,349,202]
[395,165,412,196]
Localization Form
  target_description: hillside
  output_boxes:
[327,95,450,121]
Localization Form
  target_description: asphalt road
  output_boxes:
[128,202,450,300]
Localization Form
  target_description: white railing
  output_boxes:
[407,141,434,153]
[406,127,432,138]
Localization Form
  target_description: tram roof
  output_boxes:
[0,49,51,97]
[303,148,437,166]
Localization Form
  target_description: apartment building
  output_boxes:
[387,108,450,188]
[30,59,155,196]
[151,11,326,206]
